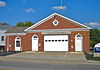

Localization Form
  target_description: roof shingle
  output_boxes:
[5,27,28,33]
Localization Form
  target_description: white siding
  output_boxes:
[0,30,7,46]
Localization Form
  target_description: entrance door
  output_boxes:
[15,37,21,51]
[44,35,68,51]
[32,35,38,51]
[75,34,83,51]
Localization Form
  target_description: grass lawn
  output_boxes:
[85,51,100,61]
[85,54,94,60]
[94,57,100,61]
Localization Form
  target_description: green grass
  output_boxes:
[0,51,21,56]
[85,54,94,60]
[85,53,100,61]
[94,57,100,61]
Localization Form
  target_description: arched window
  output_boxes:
[32,35,38,40]
[77,35,82,37]
[75,34,82,40]
[15,37,21,47]
[33,36,38,39]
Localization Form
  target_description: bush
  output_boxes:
[85,54,94,60]
[0,51,21,56]
[94,57,100,61]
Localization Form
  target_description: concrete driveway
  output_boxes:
[6,51,66,59]
[4,51,86,62]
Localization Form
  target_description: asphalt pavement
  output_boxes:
[0,60,100,70]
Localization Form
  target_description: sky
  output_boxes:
[0,0,100,29]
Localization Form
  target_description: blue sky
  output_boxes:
[0,0,100,29]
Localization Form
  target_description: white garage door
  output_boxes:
[44,35,68,51]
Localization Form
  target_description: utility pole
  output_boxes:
[60,0,66,13]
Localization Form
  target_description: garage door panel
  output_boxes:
[44,35,68,51]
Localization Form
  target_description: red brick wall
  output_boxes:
[5,31,90,52]
[32,16,86,30]
[5,35,29,51]
[26,32,44,51]
[5,32,44,51]
[69,31,90,52]
[6,36,16,51]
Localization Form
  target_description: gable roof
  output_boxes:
[24,13,91,31]
[6,26,29,33]
[0,25,10,30]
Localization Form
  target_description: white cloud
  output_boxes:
[0,1,6,7]
[84,22,100,26]
[52,6,67,10]
[24,8,35,13]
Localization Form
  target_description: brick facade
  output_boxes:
[5,13,90,52]
[32,16,85,30]
[5,31,90,52]
[69,31,90,52]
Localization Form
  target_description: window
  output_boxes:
[16,41,20,47]
[55,40,57,42]
[52,40,54,42]
[17,37,20,39]
[62,40,64,42]
[75,34,82,40]
[65,40,68,41]
[58,40,61,42]
[53,20,59,26]
[77,35,82,37]
[34,36,38,38]
[75,34,83,40]
[15,37,21,47]
[33,35,38,40]
[48,40,51,42]
[1,36,4,41]
[45,40,47,42]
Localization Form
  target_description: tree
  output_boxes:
[16,22,24,27]
[0,23,9,25]
[90,28,100,48]
[16,21,34,27]
[24,21,33,26]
